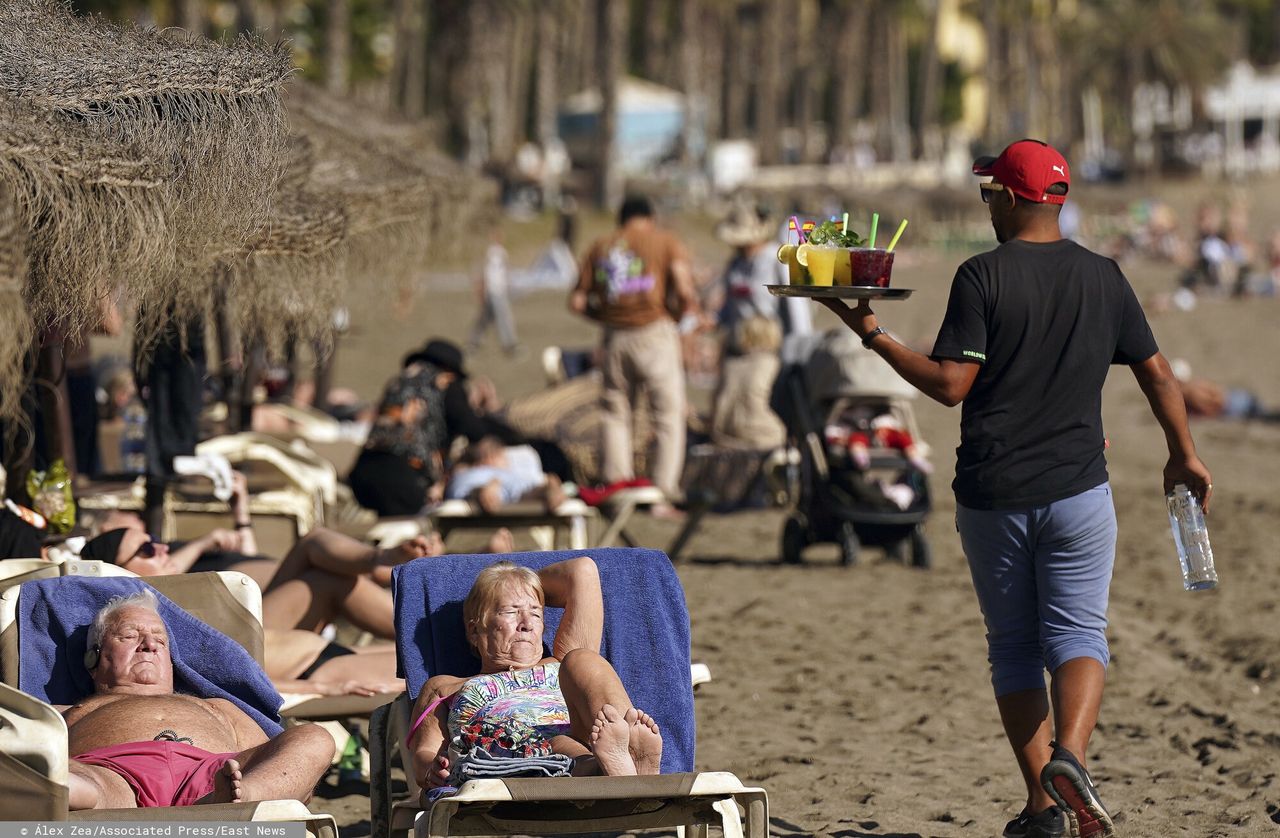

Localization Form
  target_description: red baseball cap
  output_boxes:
[973,139,1070,205]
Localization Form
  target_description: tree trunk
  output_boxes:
[756,0,784,165]
[595,0,625,209]
[831,0,871,159]
[324,0,350,95]
[676,0,701,161]
[391,0,427,118]
[641,0,669,83]
[983,0,1005,144]
[915,0,943,159]
[535,4,560,144]
[485,14,515,163]
[723,6,749,139]
[235,0,255,34]
[176,0,203,34]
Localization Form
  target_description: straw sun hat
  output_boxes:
[715,202,775,247]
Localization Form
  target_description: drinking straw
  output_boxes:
[869,212,880,248]
[841,211,849,232]
[790,215,804,243]
[886,218,910,252]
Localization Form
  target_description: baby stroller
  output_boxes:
[771,330,933,568]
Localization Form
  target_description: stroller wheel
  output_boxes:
[909,526,932,569]
[839,521,859,567]
[781,515,806,565]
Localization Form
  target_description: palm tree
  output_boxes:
[596,0,625,208]
[324,0,350,94]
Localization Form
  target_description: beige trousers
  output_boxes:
[599,318,686,500]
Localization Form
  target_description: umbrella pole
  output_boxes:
[35,329,78,479]
[214,277,243,433]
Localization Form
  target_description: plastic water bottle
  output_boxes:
[1166,484,1218,591]
[337,723,365,784]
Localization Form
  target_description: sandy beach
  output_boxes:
[291,183,1280,838]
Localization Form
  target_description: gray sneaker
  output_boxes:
[1040,742,1117,837]
[1003,805,1067,838]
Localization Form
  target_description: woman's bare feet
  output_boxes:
[588,703,636,776]
[626,708,663,775]
[486,527,515,554]
[200,758,245,804]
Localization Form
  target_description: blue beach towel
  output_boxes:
[17,576,283,736]
[391,548,695,774]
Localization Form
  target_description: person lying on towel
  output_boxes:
[57,590,335,809]
[407,557,662,790]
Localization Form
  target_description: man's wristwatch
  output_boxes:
[862,326,887,348]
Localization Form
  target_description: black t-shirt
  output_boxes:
[932,239,1158,510]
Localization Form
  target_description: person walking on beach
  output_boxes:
[569,195,699,513]
[468,230,520,355]
[820,139,1212,838]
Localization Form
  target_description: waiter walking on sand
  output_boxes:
[820,139,1211,838]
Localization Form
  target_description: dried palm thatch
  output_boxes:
[224,178,349,350]
[0,93,172,340]
[0,182,31,422]
[0,0,292,341]
[285,83,496,288]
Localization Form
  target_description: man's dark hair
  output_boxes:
[618,195,654,226]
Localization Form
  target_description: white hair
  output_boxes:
[87,589,161,651]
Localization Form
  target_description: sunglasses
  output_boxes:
[979,182,1006,204]
[120,536,158,566]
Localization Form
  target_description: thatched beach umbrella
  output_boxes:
[285,83,496,287]
[0,0,293,341]
[0,93,171,334]
[0,183,30,424]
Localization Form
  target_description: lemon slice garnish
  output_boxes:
[795,243,814,267]
[776,243,796,264]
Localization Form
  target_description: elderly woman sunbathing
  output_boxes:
[406,557,661,789]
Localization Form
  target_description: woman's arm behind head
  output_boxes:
[540,557,604,660]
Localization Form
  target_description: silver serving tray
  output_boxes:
[765,284,914,300]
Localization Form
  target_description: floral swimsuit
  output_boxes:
[447,663,571,758]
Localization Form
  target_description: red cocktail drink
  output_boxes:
[849,248,894,287]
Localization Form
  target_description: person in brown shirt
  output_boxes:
[569,197,699,505]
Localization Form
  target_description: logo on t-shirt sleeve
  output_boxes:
[594,245,655,302]
[962,349,986,361]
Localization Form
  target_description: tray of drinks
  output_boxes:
[766,284,914,300]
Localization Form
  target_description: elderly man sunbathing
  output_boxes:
[407,557,661,789]
[59,591,334,809]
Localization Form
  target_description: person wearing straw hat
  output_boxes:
[569,196,699,512]
[819,139,1212,838]
[714,201,784,356]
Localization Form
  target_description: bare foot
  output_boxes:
[486,527,515,554]
[379,534,439,567]
[198,758,244,804]
[474,480,503,515]
[625,708,663,775]
[543,474,566,513]
[588,703,636,776]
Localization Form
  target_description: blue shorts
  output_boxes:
[957,483,1117,697]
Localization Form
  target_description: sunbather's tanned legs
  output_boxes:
[265,527,439,592]
[263,568,396,639]
[196,723,334,804]
[68,760,137,809]
[558,648,662,775]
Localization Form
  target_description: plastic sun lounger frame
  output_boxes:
[427,498,597,551]
[0,567,336,835]
[367,549,755,838]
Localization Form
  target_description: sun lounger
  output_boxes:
[0,569,336,834]
[367,547,765,838]
[427,498,597,551]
